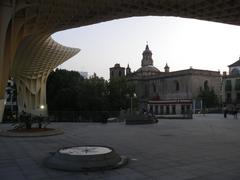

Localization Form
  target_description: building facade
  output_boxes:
[147,99,193,118]
[222,58,240,106]
[110,45,222,114]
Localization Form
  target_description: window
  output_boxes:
[166,105,170,114]
[154,105,158,115]
[226,93,232,103]
[149,105,153,113]
[160,106,164,115]
[231,68,240,75]
[111,71,114,77]
[175,81,180,91]
[119,71,122,77]
[186,105,191,113]
[152,83,156,93]
[225,80,232,91]
[172,105,176,114]
[204,80,209,91]
[237,93,240,103]
[235,79,240,91]
[181,105,185,114]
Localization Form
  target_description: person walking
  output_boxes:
[233,106,238,119]
[223,106,227,118]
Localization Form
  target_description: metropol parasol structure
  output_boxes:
[1,0,240,122]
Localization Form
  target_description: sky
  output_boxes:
[52,16,240,79]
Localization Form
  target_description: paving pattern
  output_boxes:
[1,114,240,180]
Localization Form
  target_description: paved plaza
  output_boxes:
[1,114,240,180]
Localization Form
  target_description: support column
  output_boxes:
[15,74,48,116]
[0,99,5,122]
[0,5,13,122]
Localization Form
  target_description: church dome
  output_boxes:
[136,65,160,76]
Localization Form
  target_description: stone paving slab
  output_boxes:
[1,114,240,179]
[0,129,64,137]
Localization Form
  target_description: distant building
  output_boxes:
[4,79,17,120]
[222,57,240,106]
[79,71,88,79]
[110,44,222,115]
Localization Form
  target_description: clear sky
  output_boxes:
[52,16,240,79]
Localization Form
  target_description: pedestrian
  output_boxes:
[233,106,238,119]
[223,106,227,118]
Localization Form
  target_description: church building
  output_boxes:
[110,45,222,117]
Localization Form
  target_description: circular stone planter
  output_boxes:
[0,128,64,137]
[44,145,128,171]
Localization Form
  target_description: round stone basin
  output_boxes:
[59,146,112,155]
[44,145,128,171]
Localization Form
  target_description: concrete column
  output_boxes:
[192,99,196,114]
[176,104,181,114]
[153,105,155,114]
[0,5,13,122]
[0,99,5,122]
[15,74,48,116]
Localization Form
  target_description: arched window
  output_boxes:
[152,83,156,93]
[175,81,180,91]
[119,71,122,77]
[204,80,209,91]
[225,80,232,91]
[231,68,240,76]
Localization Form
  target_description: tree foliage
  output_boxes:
[107,78,135,111]
[198,86,219,108]
[46,69,135,112]
[47,69,84,111]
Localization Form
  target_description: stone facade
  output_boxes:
[110,45,222,110]
[131,69,221,101]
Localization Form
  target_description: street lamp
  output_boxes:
[130,93,137,114]
[40,105,45,116]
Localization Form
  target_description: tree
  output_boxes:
[107,78,136,111]
[78,73,108,111]
[47,69,136,113]
[198,86,219,108]
[47,69,84,111]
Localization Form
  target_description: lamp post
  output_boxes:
[38,105,45,128]
[130,93,137,113]
[40,105,45,116]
